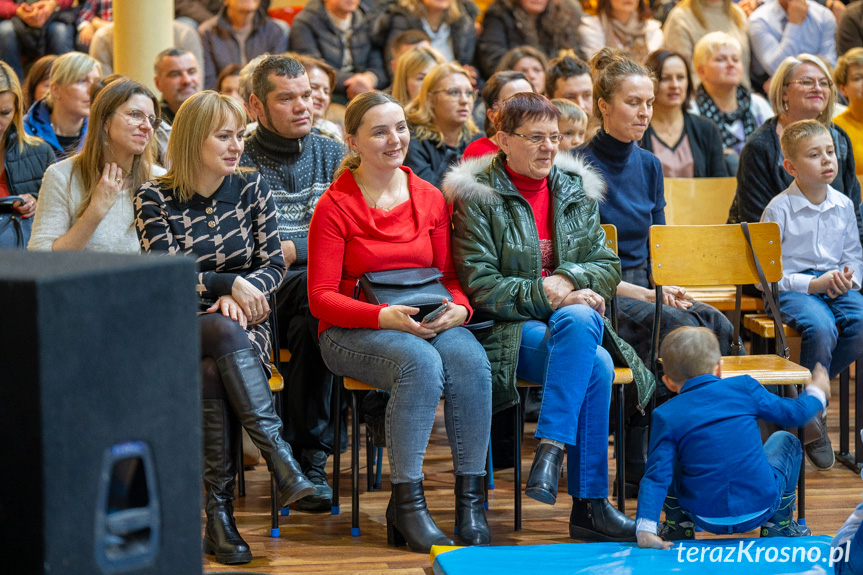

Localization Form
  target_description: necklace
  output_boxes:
[357,175,406,211]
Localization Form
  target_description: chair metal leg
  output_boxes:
[616,384,626,514]
[331,375,341,515]
[270,391,282,536]
[797,384,806,524]
[351,390,361,536]
[487,440,495,490]
[514,401,522,532]
[374,447,383,490]
[366,428,375,492]
[236,427,246,498]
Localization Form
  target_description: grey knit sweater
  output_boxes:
[240,124,344,266]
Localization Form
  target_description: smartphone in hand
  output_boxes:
[422,302,448,324]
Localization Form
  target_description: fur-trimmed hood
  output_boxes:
[441,150,606,205]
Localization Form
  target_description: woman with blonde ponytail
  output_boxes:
[28,78,163,252]
[308,90,492,553]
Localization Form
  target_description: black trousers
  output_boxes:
[276,269,340,454]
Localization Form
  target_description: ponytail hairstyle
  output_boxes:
[335,91,403,178]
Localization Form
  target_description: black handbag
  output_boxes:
[353,267,453,321]
[0,196,33,249]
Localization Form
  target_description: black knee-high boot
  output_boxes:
[203,399,252,565]
[216,349,315,507]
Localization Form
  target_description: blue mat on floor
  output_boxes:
[433,536,841,574]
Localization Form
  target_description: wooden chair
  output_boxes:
[663,177,762,312]
[509,224,632,532]
[744,314,863,473]
[648,223,812,519]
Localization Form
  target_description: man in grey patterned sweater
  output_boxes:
[241,55,344,512]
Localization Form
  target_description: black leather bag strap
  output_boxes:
[741,222,789,359]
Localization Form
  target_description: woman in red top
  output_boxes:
[462,70,535,160]
[307,91,492,552]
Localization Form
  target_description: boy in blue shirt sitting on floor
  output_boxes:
[636,327,830,549]
[760,119,863,471]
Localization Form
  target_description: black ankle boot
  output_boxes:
[569,497,637,542]
[525,443,563,505]
[216,349,316,507]
[455,475,491,546]
[202,399,252,565]
[386,482,456,552]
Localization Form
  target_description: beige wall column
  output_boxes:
[113,0,174,93]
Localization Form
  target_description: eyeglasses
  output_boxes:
[429,88,478,100]
[787,77,832,90]
[117,109,160,130]
[508,132,564,146]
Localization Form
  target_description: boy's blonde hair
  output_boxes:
[660,327,722,384]
[550,98,587,125]
[779,119,831,161]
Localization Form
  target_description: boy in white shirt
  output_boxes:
[761,119,863,470]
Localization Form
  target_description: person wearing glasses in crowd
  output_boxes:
[733,54,863,247]
[28,78,163,253]
[445,91,653,542]
[404,62,480,188]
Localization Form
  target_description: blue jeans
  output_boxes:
[0,19,74,81]
[516,305,614,498]
[673,431,802,534]
[319,326,491,484]
[771,281,863,379]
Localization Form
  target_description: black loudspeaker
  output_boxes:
[0,251,202,575]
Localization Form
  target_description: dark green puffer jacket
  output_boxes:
[443,151,655,414]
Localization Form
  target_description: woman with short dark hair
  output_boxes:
[446,91,651,542]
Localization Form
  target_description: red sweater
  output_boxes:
[308,167,472,335]
[462,136,499,160]
[505,163,554,275]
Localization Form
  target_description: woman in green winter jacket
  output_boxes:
[444,92,653,542]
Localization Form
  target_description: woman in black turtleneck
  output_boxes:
[578,56,736,497]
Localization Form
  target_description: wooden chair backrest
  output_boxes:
[663,177,737,226]
[601,223,617,256]
[649,223,783,287]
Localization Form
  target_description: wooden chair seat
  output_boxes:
[686,287,762,312]
[719,355,810,386]
[269,364,285,393]
[343,377,377,392]
[516,367,633,387]
[743,314,801,339]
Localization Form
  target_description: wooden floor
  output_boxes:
[204,377,863,574]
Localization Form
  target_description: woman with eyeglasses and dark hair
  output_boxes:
[462,70,534,160]
[445,91,651,542]
[403,62,480,188]
[28,78,163,253]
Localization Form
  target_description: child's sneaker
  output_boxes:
[659,495,696,541]
[760,494,811,537]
